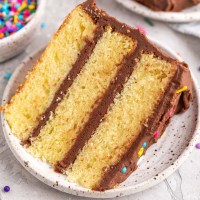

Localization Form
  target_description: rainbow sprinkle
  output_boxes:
[142,142,147,148]
[169,107,174,117]
[138,147,144,158]
[0,0,37,39]
[196,143,200,149]
[121,166,127,174]
[153,131,159,139]
[136,24,147,35]
[3,186,10,192]
[4,72,12,80]
[176,86,188,94]
[40,21,46,29]
[144,17,154,26]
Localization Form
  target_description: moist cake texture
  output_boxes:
[135,0,200,11]
[2,0,192,191]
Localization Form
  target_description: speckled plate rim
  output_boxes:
[116,0,200,23]
[1,39,200,198]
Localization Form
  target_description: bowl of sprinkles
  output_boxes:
[0,0,46,62]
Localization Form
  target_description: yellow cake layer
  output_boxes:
[67,54,177,189]
[4,6,97,141]
[27,27,136,165]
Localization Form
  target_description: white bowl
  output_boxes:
[0,0,46,63]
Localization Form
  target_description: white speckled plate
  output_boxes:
[116,0,200,23]
[1,39,200,198]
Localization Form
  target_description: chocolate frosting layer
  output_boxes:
[23,25,104,145]
[135,0,200,12]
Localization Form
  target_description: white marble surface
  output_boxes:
[0,0,200,200]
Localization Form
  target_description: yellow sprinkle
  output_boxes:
[18,5,26,12]
[14,15,18,24]
[29,5,35,10]
[138,147,144,158]
[176,86,188,94]
[22,2,27,7]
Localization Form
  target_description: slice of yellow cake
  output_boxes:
[2,0,192,191]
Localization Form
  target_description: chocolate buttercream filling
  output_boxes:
[55,46,137,172]
[22,26,104,145]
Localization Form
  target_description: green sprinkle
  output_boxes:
[4,16,12,22]
[5,32,9,37]
[0,23,5,28]
[30,10,35,14]
[144,18,154,26]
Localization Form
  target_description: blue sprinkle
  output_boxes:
[15,3,21,9]
[41,21,46,29]
[16,22,23,29]
[2,3,10,10]
[3,186,10,192]
[18,14,23,21]
[121,166,127,174]
[142,142,147,148]
[3,9,9,15]
[5,72,12,80]
[0,20,3,26]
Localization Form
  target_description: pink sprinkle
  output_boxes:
[136,24,147,35]
[23,10,30,17]
[11,7,17,12]
[169,107,174,117]
[9,11,15,16]
[196,143,200,149]
[0,27,7,33]
[6,21,12,26]
[153,131,159,139]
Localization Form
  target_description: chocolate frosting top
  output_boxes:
[135,0,200,11]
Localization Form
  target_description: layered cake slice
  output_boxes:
[135,0,200,12]
[2,0,192,191]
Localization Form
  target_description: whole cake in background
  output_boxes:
[1,0,192,191]
[135,0,200,11]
